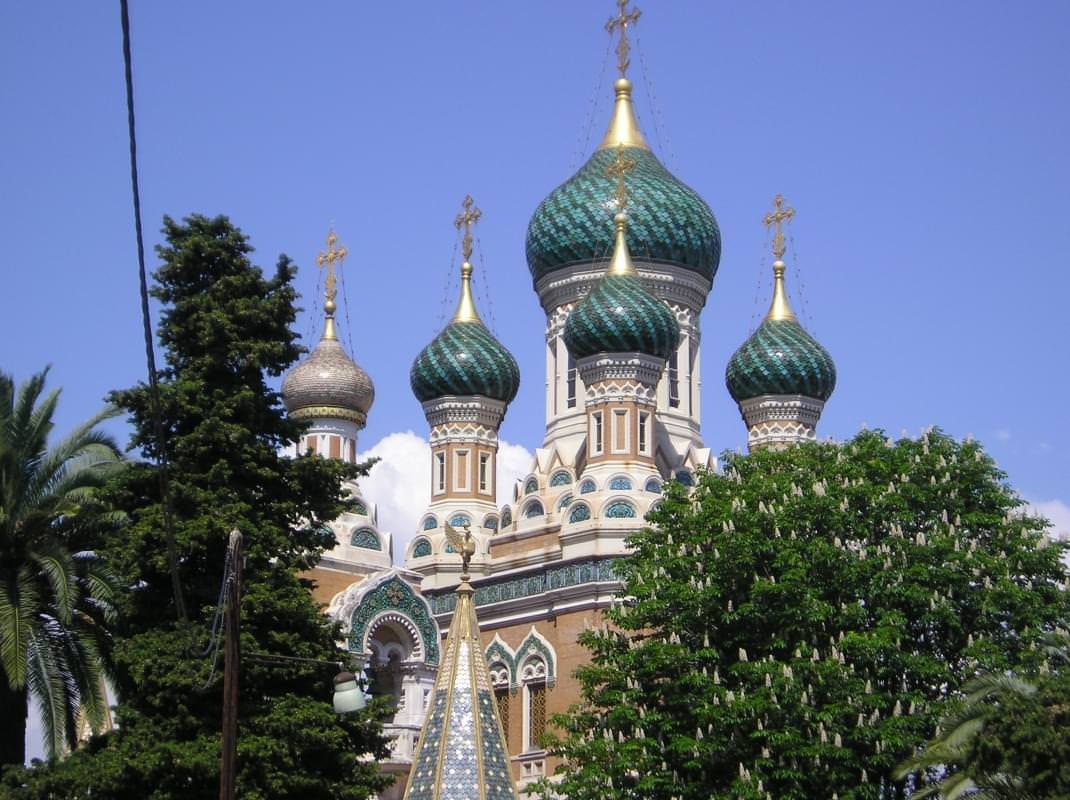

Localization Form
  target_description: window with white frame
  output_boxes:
[566,353,577,409]
[668,349,680,408]
[591,412,603,454]
[479,453,489,493]
[454,449,470,491]
[489,663,511,748]
[639,411,649,453]
[435,452,445,493]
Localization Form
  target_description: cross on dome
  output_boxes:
[606,0,641,78]
[454,194,482,263]
[763,193,795,261]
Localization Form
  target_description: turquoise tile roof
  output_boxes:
[725,318,836,402]
[411,320,520,404]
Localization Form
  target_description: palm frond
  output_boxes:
[26,624,71,760]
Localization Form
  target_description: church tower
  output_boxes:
[726,196,837,449]
[524,1,719,478]
[408,198,521,588]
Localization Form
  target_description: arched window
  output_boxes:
[483,515,498,532]
[422,516,438,531]
[549,470,571,487]
[524,477,539,495]
[608,476,632,491]
[645,477,662,493]
[605,501,637,519]
[449,513,471,528]
[557,493,573,510]
[675,470,694,487]
[521,656,548,752]
[350,528,381,550]
[501,507,513,528]
[568,503,591,523]
[412,538,432,558]
[352,500,367,516]
[524,501,544,519]
[489,663,511,749]
[579,479,596,495]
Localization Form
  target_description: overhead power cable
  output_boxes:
[119,0,187,621]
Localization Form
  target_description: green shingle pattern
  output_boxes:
[563,273,680,360]
[410,320,520,404]
[725,318,836,402]
[526,147,720,282]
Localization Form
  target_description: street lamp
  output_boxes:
[332,671,367,714]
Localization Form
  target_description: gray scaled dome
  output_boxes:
[283,324,374,424]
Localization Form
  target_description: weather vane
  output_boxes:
[444,521,477,576]
[606,0,641,78]
[316,229,348,312]
[454,195,482,263]
[763,194,795,261]
[605,144,638,213]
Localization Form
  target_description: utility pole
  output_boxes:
[219,530,242,800]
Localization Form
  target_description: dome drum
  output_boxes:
[534,259,712,318]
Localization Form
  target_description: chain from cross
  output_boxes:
[605,144,638,213]
[316,229,348,309]
[763,194,795,261]
[454,195,482,262]
[606,0,641,78]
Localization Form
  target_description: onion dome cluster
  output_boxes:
[564,212,680,361]
[725,262,836,402]
[526,79,720,284]
[410,262,520,404]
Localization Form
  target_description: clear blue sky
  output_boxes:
[2,1,1069,517]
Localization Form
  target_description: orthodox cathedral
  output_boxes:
[279,4,836,798]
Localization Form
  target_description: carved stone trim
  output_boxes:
[421,395,507,430]
[576,352,665,390]
[535,260,711,316]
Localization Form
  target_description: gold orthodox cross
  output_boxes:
[605,144,638,213]
[763,194,795,260]
[454,195,482,262]
[316,229,348,308]
[606,0,641,78]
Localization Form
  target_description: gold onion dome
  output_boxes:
[282,231,374,424]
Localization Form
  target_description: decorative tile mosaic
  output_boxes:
[526,147,721,282]
[410,319,520,404]
[482,515,498,531]
[605,501,637,519]
[524,477,539,495]
[423,516,439,530]
[412,538,433,558]
[350,527,381,550]
[579,479,596,494]
[556,493,573,510]
[569,503,592,523]
[608,476,632,491]
[644,477,662,493]
[348,577,440,665]
[549,470,572,487]
[450,513,472,528]
[428,558,619,615]
[524,501,544,519]
[726,318,836,402]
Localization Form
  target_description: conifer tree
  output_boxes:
[4,215,390,799]
[547,430,1070,800]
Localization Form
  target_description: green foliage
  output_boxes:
[546,430,1070,800]
[0,368,123,765]
[3,215,390,798]
[897,632,1070,799]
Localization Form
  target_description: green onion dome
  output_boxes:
[410,262,520,404]
[283,316,374,422]
[725,261,836,402]
[526,80,720,284]
[563,213,680,361]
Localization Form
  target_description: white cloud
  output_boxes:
[1028,498,1070,541]
[995,429,1011,442]
[356,431,533,563]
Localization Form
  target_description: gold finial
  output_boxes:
[454,194,482,263]
[605,144,638,213]
[762,195,798,323]
[606,0,641,79]
[763,194,795,262]
[316,228,348,340]
[604,148,639,276]
[444,522,477,578]
[450,196,483,324]
[597,1,649,151]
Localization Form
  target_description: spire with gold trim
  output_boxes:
[283,229,374,461]
[402,523,519,800]
[726,196,836,450]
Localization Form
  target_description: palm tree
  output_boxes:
[0,368,123,766]
[895,632,1070,800]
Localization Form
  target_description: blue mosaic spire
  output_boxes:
[402,574,518,800]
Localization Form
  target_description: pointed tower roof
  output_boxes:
[402,529,518,800]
